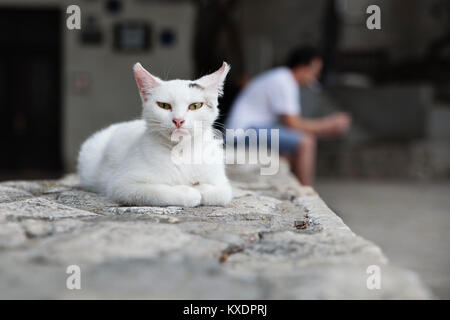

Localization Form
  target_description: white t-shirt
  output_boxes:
[226,67,301,129]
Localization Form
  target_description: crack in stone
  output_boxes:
[219,244,245,263]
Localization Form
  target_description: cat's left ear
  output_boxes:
[195,62,230,97]
[133,62,162,102]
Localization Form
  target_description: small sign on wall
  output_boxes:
[113,22,151,52]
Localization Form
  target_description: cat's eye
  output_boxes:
[157,102,172,110]
[188,102,203,110]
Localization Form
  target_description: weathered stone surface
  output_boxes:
[0,161,432,299]
[0,197,97,220]
[0,222,28,248]
[0,186,33,203]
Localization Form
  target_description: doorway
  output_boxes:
[0,7,62,180]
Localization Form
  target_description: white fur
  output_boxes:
[77,62,232,207]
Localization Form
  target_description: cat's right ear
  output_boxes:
[133,63,162,102]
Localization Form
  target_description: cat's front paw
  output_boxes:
[173,185,202,207]
[195,184,232,206]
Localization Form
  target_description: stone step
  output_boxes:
[0,161,432,299]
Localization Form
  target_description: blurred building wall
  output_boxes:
[1,0,448,174]
[237,0,448,75]
[337,0,447,61]
[1,0,195,171]
[239,0,326,75]
[63,0,195,171]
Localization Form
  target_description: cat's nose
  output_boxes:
[172,118,185,128]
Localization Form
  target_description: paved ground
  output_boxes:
[316,179,450,299]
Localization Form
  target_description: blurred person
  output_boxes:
[226,47,351,185]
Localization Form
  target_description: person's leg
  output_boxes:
[283,154,295,168]
[293,133,316,186]
[266,125,315,185]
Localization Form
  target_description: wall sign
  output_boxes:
[113,22,151,52]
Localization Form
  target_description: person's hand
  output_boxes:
[319,112,352,137]
[332,112,352,134]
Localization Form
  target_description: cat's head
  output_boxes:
[133,62,230,138]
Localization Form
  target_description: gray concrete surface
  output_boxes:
[316,179,450,299]
[0,161,432,299]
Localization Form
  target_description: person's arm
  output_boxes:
[281,112,352,137]
[268,71,351,136]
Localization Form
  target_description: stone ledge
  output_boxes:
[0,161,432,299]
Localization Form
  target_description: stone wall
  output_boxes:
[0,161,431,299]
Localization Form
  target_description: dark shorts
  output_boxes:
[227,125,302,155]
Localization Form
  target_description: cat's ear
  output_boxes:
[195,62,230,97]
[133,62,162,102]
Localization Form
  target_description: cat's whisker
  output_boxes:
[163,63,175,81]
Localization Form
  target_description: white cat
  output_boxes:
[77,62,232,207]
